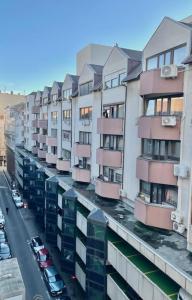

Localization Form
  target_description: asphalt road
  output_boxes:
[0,170,52,300]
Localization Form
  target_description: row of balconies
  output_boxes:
[32,119,48,129]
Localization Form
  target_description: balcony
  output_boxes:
[32,105,40,114]
[96,148,122,168]
[32,133,38,141]
[38,119,48,129]
[31,119,38,128]
[95,177,120,200]
[56,159,70,172]
[46,136,57,147]
[136,157,177,185]
[38,149,46,159]
[138,116,181,140]
[38,134,46,144]
[73,143,91,158]
[32,146,38,155]
[72,166,91,183]
[140,69,184,96]
[134,197,175,230]
[46,153,57,164]
[97,118,124,135]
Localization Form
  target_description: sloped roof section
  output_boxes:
[120,48,142,61]
[88,208,108,225]
[122,62,142,82]
[182,55,192,64]
[89,64,103,74]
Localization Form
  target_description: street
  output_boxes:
[0,170,52,300]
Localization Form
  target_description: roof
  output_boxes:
[63,188,77,199]
[44,86,52,92]
[182,55,192,64]
[88,208,108,225]
[122,63,142,82]
[68,74,79,83]
[71,88,78,98]
[89,64,103,74]
[0,258,25,299]
[28,92,36,96]
[120,48,142,61]
[92,80,102,91]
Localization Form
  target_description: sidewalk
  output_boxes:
[3,169,84,300]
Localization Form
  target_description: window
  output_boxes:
[62,149,71,160]
[147,56,158,70]
[142,139,180,161]
[63,130,71,141]
[140,180,178,206]
[104,72,127,89]
[63,110,71,120]
[146,44,186,70]
[51,111,58,120]
[88,223,105,241]
[103,104,125,118]
[79,131,92,144]
[52,94,57,102]
[103,135,123,150]
[63,249,74,262]
[79,107,92,120]
[43,113,48,120]
[102,167,122,183]
[79,81,93,96]
[144,97,183,116]
[43,97,48,105]
[51,129,57,137]
[63,223,75,236]
[63,88,72,99]
[51,146,57,155]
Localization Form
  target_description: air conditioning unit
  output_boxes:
[120,189,127,198]
[174,164,190,178]
[173,222,185,234]
[171,210,183,223]
[162,116,176,127]
[161,64,178,78]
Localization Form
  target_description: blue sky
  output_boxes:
[0,0,192,94]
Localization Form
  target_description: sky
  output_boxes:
[0,0,192,94]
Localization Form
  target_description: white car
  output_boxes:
[13,192,23,208]
[0,209,5,229]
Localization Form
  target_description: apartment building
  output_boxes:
[4,102,25,179]
[14,18,192,300]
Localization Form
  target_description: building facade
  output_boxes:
[14,17,192,299]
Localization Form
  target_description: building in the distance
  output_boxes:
[0,92,25,166]
[14,16,192,300]
[4,102,25,179]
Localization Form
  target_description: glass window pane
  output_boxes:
[173,46,186,66]
[159,141,166,159]
[165,51,171,65]
[117,104,124,118]
[170,97,183,115]
[156,98,162,115]
[111,77,118,88]
[147,56,158,70]
[158,54,164,67]
[165,188,178,207]
[140,181,150,195]
[145,100,155,116]
[162,98,168,115]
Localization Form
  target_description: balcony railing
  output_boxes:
[38,134,46,144]
[32,105,40,114]
[73,143,91,158]
[46,136,57,147]
[138,116,181,140]
[95,177,121,200]
[56,158,70,172]
[38,149,47,159]
[97,117,124,135]
[96,148,122,168]
[136,157,178,185]
[134,197,175,230]
[72,165,91,183]
[46,153,57,164]
[38,119,48,129]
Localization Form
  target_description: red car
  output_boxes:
[36,248,53,269]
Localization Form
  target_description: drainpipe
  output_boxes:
[100,85,103,177]
[121,81,128,192]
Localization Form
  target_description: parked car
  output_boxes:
[0,243,11,260]
[0,209,5,229]
[31,236,44,254]
[36,247,53,269]
[13,192,24,208]
[0,230,6,243]
[43,266,66,296]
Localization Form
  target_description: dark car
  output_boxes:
[43,266,66,296]
[31,236,44,254]
[0,230,6,243]
[36,247,53,269]
[0,243,11,260]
